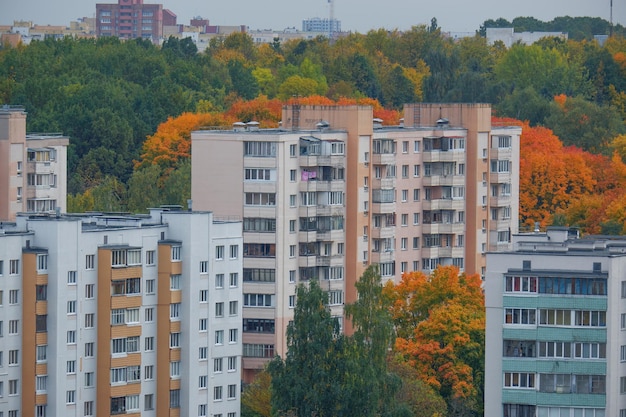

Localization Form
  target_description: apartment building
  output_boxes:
[485,228,626,416]
[0,207,242,417]
[0,106,68,221]
[96,0,177,42]
[191,103,521,381]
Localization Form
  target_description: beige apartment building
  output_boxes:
[0,106,68,221]
[191,103,521,381]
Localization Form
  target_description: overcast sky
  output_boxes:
[2,0,623,33]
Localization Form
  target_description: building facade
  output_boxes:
[95,0,176,42]
[0,207,242,417]
[485,228,626,416]
[191,103,521,381]
[0,106,68,221]
[301,17,341,34]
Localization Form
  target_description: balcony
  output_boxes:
[370,249,395,263]
[490,147,512,160]
[491,171,512,184]
[299,154,344,168]
[372,177,396,189]
[370,153,396,165]
[371,201,395,213]
[316,205,344,216]
[422,175,459,187]
[371,226,395,239]
[421,198,464,211]
[421,151,465,163]
[421,222,464,235]
[489,194,512,207]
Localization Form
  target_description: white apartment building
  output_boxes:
[0,207,242,417]
[191,103,521,381]
[486,228,626,417]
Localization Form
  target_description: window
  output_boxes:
[170,389,180,408]
[170,361,181,378]
[9,259,19,275]
[401,189,408,202]
[8,350,18,365]
[145,336,154,351]
[289,295,295,307]
[328,290,343,305]
[229,328,238,343]
[215,302,224,317]
[289,245,296,257]
[229,301,238,315]
[244,293,274,307]
[200,261,208,274]
[85,342,94,357]
[146,250,155,265]
[228,356,237,371]
[67,300,77,314]
[9,290,18,305]
[505,276,538,293]
[244,141,276,157]
[228,384,237,399]
[504,308,536,325]
[8,379,18,396]
[170,303,181,320]
[199,375,208,388]
[85,313,95,328]
[216,245,224,260]
[199,404,208,416]
[171,246,181,261]
[145,307,154,322]
[112,336,139,354]
[67,360,76,374]
[170,333,180,348]
[199,318,208,331]
[215,330,224,345]
[289,143,297,156]
[214,386,223,401]
[245,168,273,181]
[214,357,223,372]
[504,372,535,389]
[85,284,94,299]
[243,343,275,358]
[8,319,18,335]
[216,274,224,288]
[85,372,94,387]
[401,238,408,250]
[37,254,48,271]
[170,274,181,290]
[36,345,47,362]
[144,365,154,380]
[290,194,296,207]
[145,279,155,294]
[245,192,276,206]
[84,401,94,416]
[230,244,239,259]
[144,394,154,411]
[244,268,276,282]
[401,164,409,178]
[289,270,296,283]
[67,390,76,404]
[199,347,208,360]
[573,342,606,359]
[199,290,208,303]
[85,254,95,270]
[539,309,571,326]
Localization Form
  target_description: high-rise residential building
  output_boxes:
[485,227,623,417]
[302,17,341,34]
[0,207,242,417]
[191,103,521,381]
[0,105,68,221]
[95,0,176,42]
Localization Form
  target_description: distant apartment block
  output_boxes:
[0,106,68,221]
[486,27,568,48]
[96,0,177,42]
[302,17,341,34]
[191,103,521,381]
[0,207,242,417]
[485,227,625,416]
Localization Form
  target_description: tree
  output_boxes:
[268,280,345,417]
[126,164,162,213]
[269,267,409,417]
[383,266,485,416]
[241,370,272,417]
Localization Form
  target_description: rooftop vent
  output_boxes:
[246,121,260,132]
[399,118,404,128]
[316,120,330,130]
[373,118,383,129]
[233,122,246,132]
[436,118,449,127]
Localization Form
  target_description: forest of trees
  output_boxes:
[1,16,626,231]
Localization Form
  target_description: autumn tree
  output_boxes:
[383,266,485,416]
[241,369,272,417]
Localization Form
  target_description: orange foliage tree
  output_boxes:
[383,266,484,413]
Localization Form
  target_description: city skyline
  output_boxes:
[2,0,624,33]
